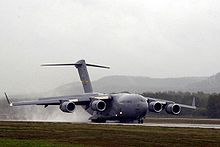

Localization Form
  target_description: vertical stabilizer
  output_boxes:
[75,60,93,93]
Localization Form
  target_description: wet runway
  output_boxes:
[142,123,220,129]
[94,121,220,129]
[1,120,220,129]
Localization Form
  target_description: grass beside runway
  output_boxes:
[0,121,219,147]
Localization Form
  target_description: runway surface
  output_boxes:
[142,123,220,129]
[1,119,220,129]
[91,122,220,129]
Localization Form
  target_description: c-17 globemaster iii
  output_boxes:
[4,59,196,123]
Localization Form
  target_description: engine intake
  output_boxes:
[166,104,181,115]
[60,101,76,113]
[91,100,106,112]
[149,101,163,113]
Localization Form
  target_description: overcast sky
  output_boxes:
[0,0,220,94]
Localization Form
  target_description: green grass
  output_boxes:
[0,138,59,147]
[0,138,91,147]
[0,121,219,147]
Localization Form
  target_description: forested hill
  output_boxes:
[51,72,220,95]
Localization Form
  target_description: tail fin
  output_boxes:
[41,59,109,93]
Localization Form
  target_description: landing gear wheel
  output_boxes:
[120,120,134,123]
[138,119,144,124]
[91,118,106,123]
[140,119,144,124]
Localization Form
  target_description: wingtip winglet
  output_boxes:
[4,92,13,106]
[192,97,196,109]
[192,97,195,106]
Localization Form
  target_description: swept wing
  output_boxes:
[4,93,111,107]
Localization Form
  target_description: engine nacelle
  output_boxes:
[91,100,106,112]
[149,101,163,113]
[166,104,181,115]
[60,101,76,113]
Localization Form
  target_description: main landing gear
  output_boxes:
[138,119,144,124]
[91,118,106,123]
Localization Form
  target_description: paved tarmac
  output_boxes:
[1,120,220,129]
[142,123,220,129]
[94,121,220,129]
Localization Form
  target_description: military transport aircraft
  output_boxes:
[4,59,196,123]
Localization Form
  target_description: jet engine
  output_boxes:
[149,101,163,113]
[91,100,106,112]
[166,104,181,115]
[60,101,76,113]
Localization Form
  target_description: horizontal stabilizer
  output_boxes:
[41,63,80,66]
[86,63,110,69]
[41,62,110,69]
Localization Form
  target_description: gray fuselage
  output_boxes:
[85,93,148,122]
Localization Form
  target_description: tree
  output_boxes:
[207,94,220,118]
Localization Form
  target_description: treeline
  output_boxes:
[142,91,220,118]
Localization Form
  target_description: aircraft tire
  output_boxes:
[138,119,144,124]
[91,118,106,123]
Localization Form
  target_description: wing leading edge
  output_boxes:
[4,93,111,107]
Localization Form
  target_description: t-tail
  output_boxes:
[41,59,110,93]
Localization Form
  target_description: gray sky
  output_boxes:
[1,0,220,94]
